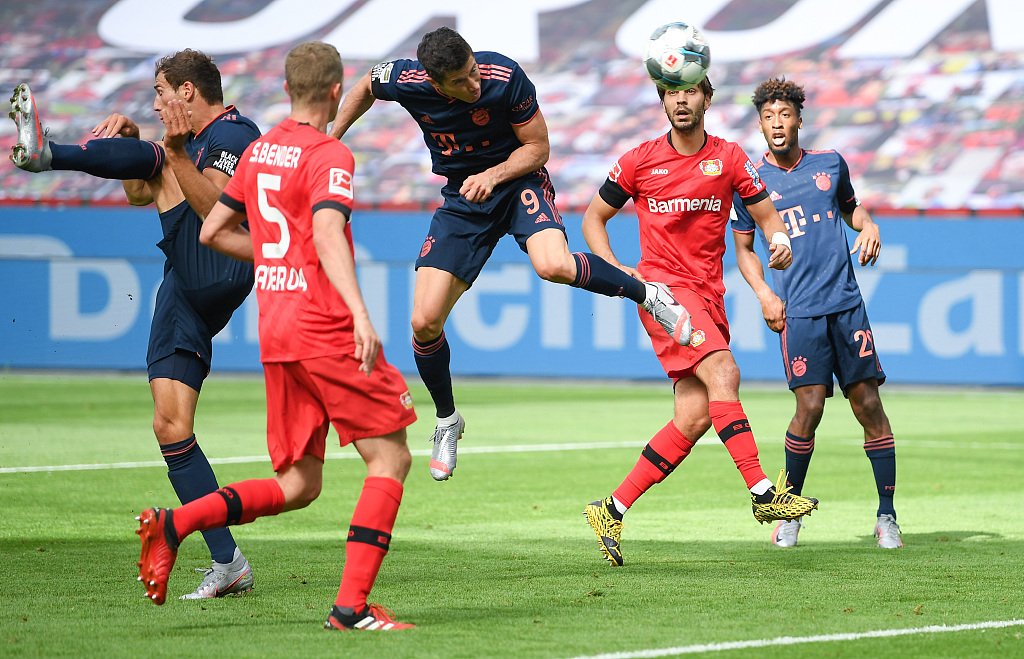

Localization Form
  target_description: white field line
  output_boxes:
[1,436,1021,474]
[559,619,1024,659]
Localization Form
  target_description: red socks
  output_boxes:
[613,421,695,507]
[709,400,767,489]
[336,477,404,610]
[172,478,285,539]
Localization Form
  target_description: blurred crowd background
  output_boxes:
[2,0,1022,211]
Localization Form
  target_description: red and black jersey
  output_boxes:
[602,131,767,303]
[221,118,358,363]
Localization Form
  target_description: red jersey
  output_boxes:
[608,132,766,303]
[221,118,357,363]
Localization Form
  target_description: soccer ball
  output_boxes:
[643,22,711,91]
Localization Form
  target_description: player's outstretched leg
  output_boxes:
[179,548,254,599]
[874,514,903,549]
[325,603,416,631]
[9,83,51,172]
[429,411,465,481]
[640,282,692,346]
[136,507,180,605]
[751,469,819,523]
[584,496,624,566]
[771,518,803,547]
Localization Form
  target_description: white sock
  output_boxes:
[610,495,629,516]
[437,410,460,427]
[750,478,773,496]
[643,282,656,305]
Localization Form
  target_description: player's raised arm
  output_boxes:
[460,109,550,203]
[328,71,376,141]
[744,196,792,270]
[161,99,229,217]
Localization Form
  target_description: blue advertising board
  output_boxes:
[1,205,1021,385]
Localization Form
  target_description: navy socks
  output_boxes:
[571,252,646,304]
[413,332,455,418]
[50,139,164,180]
[783,431,815,495]
[865,435,897,519]
[161,435,238,564]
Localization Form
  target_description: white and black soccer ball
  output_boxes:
[643,22,711,91]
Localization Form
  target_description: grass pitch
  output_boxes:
[1,373,1022,658]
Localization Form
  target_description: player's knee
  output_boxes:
[394,445,413,480]
[152,414,188,444]
[410,312,443,340]
[289,481,322,509]
[532,256,573,284]
[796,398,825,428]
[678,415,711,440]
[711,359,742,395]
[853,394,885,428]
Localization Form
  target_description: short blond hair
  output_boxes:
[285,41,343,106]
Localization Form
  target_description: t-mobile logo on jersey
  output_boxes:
[646,195,722,214]
[778,205,834,238]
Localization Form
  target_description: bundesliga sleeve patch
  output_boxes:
[609,160,623,182]
[370,61,394,84]
[329,168,353,199]
[744,160,763,188]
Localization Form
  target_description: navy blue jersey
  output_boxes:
[184,105,260,178]
[370,52,540,178]
[148,106,259,370]
[732,149,862,317]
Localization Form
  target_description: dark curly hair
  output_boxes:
[751,77,805,115]
[417,26,473,83]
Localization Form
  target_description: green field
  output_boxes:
[1,373,1022,658]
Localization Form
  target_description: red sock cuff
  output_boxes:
[172,478,285,538]
[709,399,743,426]
[351,477,403,534]
[231,478,286,525]
[650,421,695,453]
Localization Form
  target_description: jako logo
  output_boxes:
[647,196,722,213]
[651,168,669,175]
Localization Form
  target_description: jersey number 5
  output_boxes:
[257,172,290,258]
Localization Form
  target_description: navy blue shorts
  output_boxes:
[148,349,208,393]
[415,169,566,284]
[147,200,254,376]
[780,301,886,397]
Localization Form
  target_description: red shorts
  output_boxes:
[263,351,416,471]
[639,286,731,381]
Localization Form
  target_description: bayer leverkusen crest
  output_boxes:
[699,159,723,176]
